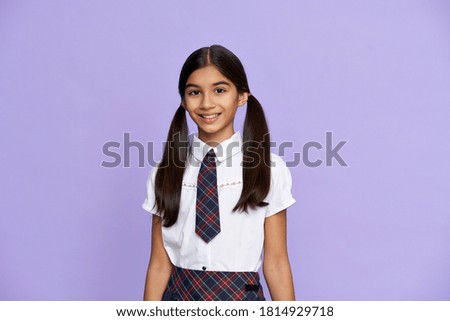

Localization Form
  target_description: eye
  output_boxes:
[215,88,226,94]
[188,90,200,96]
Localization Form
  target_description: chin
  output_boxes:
[200,127,221,135]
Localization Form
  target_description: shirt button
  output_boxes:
[202,266,207,271]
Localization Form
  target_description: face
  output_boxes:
[181,65,248,145]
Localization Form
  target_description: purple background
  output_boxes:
[1,0,449,300]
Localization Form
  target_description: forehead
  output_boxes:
[186,65,231,86]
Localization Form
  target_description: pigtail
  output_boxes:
[233,94,271,213]
[154,105,189,227]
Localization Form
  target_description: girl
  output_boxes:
[142,44,296,301]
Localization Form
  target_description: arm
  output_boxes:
[143,214,173,300]
[263,209,296,301]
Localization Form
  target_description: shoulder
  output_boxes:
[264,153,296,217]
[269,153,287,167]
[145,160,162,183]
[143,160,163,215]
[269,153,291,180]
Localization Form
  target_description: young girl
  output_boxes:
[142,44,296,301]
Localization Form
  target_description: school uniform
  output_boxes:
[142,131,296,301]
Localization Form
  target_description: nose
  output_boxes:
[200,92,215,109]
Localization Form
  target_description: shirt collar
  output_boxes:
[191,131,242,164]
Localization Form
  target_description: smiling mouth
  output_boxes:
[199,113,221,119]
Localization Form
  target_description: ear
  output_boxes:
[181,99,186,109]
[237,92,249,107]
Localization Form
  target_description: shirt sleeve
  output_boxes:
[265,154,296,218]
[142,165,162,216]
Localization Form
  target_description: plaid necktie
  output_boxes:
[195,149,221,243]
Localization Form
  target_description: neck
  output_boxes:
[198,129,235,147]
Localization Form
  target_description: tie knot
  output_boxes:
[203,149,216,165]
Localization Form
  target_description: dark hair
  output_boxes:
[154,44,271,227]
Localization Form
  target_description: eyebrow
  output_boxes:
[185,81,231,89]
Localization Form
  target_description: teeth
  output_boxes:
[202,114,219,119]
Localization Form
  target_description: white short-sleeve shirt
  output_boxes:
[142,131,296,272]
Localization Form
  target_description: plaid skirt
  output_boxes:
[161,265,266,301]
